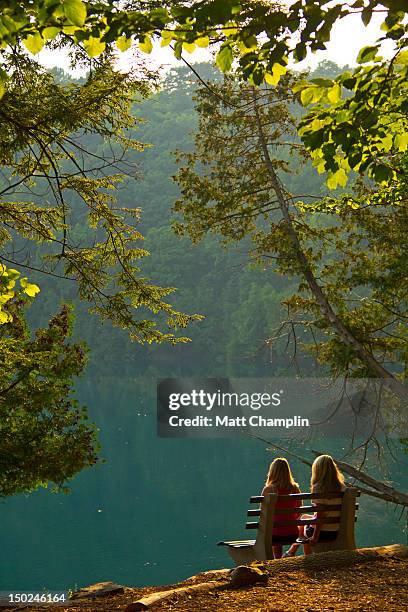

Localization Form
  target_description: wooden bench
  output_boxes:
[218,488,360,565]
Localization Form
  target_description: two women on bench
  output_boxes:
[261,455,346,559]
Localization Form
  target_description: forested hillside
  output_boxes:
[27,62,333,379]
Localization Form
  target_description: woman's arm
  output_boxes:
[309,505,326,545]
[310,523,322,545]
[309,488,324,544]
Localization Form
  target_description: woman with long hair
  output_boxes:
[286,454,346,556]
[261,457,301,559]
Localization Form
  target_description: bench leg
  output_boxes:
[227,547,258,565]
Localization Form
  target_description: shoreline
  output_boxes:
[5,544,408,612]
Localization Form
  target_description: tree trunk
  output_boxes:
[251,88,408,402]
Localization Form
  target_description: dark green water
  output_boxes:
[1,379,407,592]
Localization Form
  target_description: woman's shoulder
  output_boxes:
[261,484,275,495]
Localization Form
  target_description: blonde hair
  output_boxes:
[311,454,345,494]
[265,457,299,492]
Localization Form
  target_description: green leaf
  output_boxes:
[2,267,19,281]
[327,168,348,190]
[173,40,183,59]
[361,8,372,26]
[0,310,12,324]
[150,8,170,23]
[327,82,341,103]
[116,36,132,52]
[356,45,379,64]
[42,27,60,40]
[394,132,408,152]
[205,0,233,22]
[83,37,106,57]
[272,63,286,77]
[310,77,333,87]
[294,43,306,62]
[196,36,209,48]
[62,25,77,35]
[139,35,153,54]
[216,45,233,72]
[161,30,173,47]
[300,88,315,106]
[348,150,362,170]
[183,42,196,53]
[264,72,279,86]
[395,50,408,65]
[241,34,257,50]
[20,278,40,298]
[264,63,286,86]
[292,80,309,93]
[23,33,44,54]
[381,133,393,152]
[371,164,392,183]
[63,0,87,27]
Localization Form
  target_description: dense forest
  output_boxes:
[25,62,340,379]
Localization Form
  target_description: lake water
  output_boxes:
[1,379,406,592]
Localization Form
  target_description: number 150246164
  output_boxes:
[0,592,68,606]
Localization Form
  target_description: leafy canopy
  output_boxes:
[0,1,405,77]
[0,1,406,191]
[0,270,98,497]
[0,53,201,343]
[294,42,408,187]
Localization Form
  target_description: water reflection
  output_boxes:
[0,379,406,591]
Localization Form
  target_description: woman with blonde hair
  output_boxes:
[286,454,346,556]
[261,457,301,559]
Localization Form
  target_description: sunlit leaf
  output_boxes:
[161,29,173,47]
[64,0,87,27]
[196,36,209,48]
[139,35,153,54]
[216,45,233,72]
[327,82,341,103]
[116,35,132,52]
[394,132,408,152]
[183,42,196,53]
[23,33,44,54]
[272,63,286,77]
[0,310,12,324]
[42,27,60,40]
[83,37,106,57]
[20,278,40,297]
[300,88,315,106]
[264,72,279,86]
[395,50,408,65]
[327,168,348,189]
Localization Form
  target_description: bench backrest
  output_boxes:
[246,488,360,558]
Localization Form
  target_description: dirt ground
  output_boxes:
[5,551,408,612]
